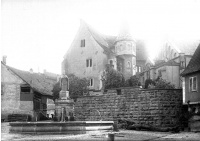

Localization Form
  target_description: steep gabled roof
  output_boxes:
[181,44,200,76]
[154,59,180,69]
[82,20,116,54]
[2,62,57,96]
[80,20,148,60]
[167,39,199,55]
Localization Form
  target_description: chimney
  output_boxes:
[2,56,7,64]
[30,68,33,73]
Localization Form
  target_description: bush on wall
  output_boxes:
[154,78,175,89]
[125,75,141,87]
[145,77,175,89]
[104,67,125,89]
[52,74,89,101]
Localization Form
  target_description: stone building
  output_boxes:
[62,20,147,90]
[139,40,200,88]
[1,60,57,120]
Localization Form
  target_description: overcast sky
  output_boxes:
[2,0,200,74]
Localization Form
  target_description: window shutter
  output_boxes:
[189,77,192,91]
[193,77,197,91]
[90,59,92,67]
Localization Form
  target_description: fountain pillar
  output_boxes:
[55,75,74,121]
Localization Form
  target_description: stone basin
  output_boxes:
[9,121,114,134]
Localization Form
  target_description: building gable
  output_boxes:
[63,20,108,79]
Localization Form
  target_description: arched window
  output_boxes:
[110,60,113,65]
[127,61,131,68]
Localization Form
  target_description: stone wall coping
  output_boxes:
[140,89,182,91]
[106,87,140,90]
[81,95,103,98]
[106,87,182,91]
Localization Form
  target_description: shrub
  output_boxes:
[52,74,89,101]
[154,78,175,89]
[104,68,125,89]
[68,74,89,100]
[144,78,175,89]
[125,75,141,87]
[144,79,155,89]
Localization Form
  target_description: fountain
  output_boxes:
[9,75,114,134]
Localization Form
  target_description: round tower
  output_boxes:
[115,21,136,79]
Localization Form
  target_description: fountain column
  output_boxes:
[55,75,74,121]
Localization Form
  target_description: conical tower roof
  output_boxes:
[116,20,134,42]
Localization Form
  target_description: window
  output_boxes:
[189,76,197,91]
[81,39,85,47]
[139,66,141,72]
[127,43,132,51]
[89,79,93,86]
[86,59,92,67]
[127,61,131,68]
[110,60,113,65]
[158,70,162,77]
[147,71,150,79]
[20,84,31,93]
[109,60,114,68]
[1,83,4,95]
[180,61,185,68]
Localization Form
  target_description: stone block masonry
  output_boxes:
[75,88,182,128]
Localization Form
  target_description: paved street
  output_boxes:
[1,122,200,141]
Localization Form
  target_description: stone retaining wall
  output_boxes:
[74,88,182,128]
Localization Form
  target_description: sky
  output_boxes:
[1,0,200,74]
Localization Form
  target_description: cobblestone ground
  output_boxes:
[1,122,200,141]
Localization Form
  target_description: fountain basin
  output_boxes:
[9,121,114,134]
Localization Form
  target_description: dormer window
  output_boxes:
[81,39,85,47]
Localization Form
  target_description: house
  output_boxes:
[181,43,200,105]
[62,20,147,91]
[139,40,200,88]
[1,60,57,121]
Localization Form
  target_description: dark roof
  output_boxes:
[181,44,200,76]
[3,63,56,96]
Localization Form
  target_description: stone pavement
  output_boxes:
[1,122,200,141]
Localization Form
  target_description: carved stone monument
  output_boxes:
[55,74,74,122]
[59,75,69,99]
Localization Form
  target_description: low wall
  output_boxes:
[74,88,182,128]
